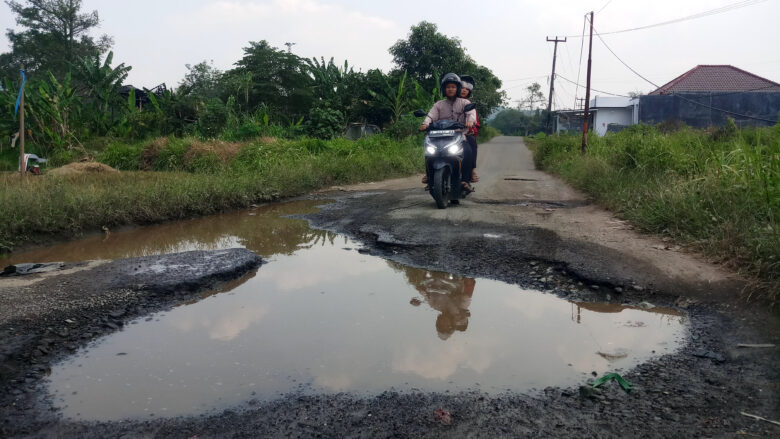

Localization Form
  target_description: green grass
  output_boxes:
[531,124,780,304]
[0,134,424,254]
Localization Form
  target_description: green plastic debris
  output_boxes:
[590,372,633,393]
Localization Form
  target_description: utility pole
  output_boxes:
[581,12,594,155]
[19,66,25,177]
[284,42,296,53]
[545,36,566,134]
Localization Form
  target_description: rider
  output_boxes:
[420,73,477,192]
[459,75,479,183]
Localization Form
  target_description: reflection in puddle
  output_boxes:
[2,200,330,265]
[35,201,687,422]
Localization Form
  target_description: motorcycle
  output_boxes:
[414,103,476,209]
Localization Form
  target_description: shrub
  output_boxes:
[97,142,144,170]
[305,106,344,139]
[197,99,228,138]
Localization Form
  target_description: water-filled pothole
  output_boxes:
[17,201,686,421]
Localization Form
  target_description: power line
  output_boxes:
[593,28,778,123]
[503,74,549,82]
[556,74,630,97]
[565,0,768,38]
[596,0,614,14]
[594,28,660,88]
[574,14,587,108]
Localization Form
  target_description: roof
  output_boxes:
[649,65,780,95]
[590,96,635,108]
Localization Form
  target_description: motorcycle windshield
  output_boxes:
[430,120,463,130]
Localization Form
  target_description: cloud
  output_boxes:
[169,0,398,73]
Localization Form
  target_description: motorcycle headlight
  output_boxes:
[426,146,436,155]
[446,142,462,155]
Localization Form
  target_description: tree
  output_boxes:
[72,50,131,133]
[0,0,112,79]
[389,21,506,119]
[227,40,313,121]
[520,82,545,110]
[178,60,224,100]
[490,108,545,136]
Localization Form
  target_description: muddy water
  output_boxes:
[26,201,686,421]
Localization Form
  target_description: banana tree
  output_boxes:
[29,72,81,150]
[73,50,132,134]
[367,70,408,125]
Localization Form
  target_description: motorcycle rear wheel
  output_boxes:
[431,167,450,209]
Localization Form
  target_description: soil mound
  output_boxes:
[48,162,119,176]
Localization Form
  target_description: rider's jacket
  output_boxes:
[424,97,477,126]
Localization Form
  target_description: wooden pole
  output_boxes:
[546,36,566,134]
[581,12,594,155]
[19,66,25,177]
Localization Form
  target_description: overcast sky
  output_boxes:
[2,0,779,109]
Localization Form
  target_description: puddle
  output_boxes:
[2,200,328,265]
[8,200,686,421]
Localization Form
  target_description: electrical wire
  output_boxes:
[594,30,660,88]
[596,0,614,14]
[565,0,768,38]
[594,28,778,123]
[556,74,631,97]
[574,14,587,108]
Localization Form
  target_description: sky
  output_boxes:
[1,0,779,109]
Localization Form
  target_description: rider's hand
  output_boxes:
[465,120,475,128]
[419,124,428,131]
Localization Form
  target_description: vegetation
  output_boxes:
[490,107,549,136]
[1,4,505,162]
[531,123,780,303]
[0,134,423,253]
[0,2,507,252]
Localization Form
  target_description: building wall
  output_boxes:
[593,108,633,136]
[639,92,780,128]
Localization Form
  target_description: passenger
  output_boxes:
[419,73,477,192]
[459,75,479,183]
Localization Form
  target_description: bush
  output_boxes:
[305,106,344,139]
[384,114,420,140]
[97,142,144,170]
[197,99,228,138]
[479,125,501,143]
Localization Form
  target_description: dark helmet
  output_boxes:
[440,72,462,98]
[460,75,475,98]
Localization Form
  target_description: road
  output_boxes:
[329,136,743,300]
[1,136,778,438]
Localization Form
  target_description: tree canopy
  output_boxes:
[389,21,506,118]
[0,0,112,78]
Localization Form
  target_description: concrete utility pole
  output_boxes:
[581,12,594,155]
[545,36,566,134]
[19,65,25,177]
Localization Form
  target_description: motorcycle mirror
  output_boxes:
[413,109,426,117]
[464,103,476,112]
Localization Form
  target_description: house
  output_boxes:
[589,96,639,136]
[639,65,780,128]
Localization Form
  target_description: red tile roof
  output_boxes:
[649,65,780,95]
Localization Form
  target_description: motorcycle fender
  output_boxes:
[431,160,451,171]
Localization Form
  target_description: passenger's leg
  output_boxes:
[467,135,478,182]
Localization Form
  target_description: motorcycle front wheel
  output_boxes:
[431,167,450,209]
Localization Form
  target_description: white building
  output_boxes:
[590,96,639,136]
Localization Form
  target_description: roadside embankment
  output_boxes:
[0,135,423,254]
[528,125,779,303]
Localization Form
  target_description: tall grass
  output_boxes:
[0,134,423,254]
[532,124,779,303]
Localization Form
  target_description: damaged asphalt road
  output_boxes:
[1,136,779,438]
